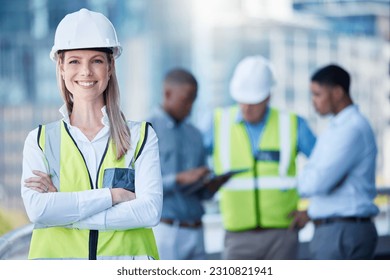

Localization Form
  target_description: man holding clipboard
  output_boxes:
[148,69,231,260]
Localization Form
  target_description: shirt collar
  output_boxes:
[59,104,110,127]
[330,104,357,126]
[154,106,189,128]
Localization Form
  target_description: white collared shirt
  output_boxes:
[21,104,162,230]
[298,105,379,219]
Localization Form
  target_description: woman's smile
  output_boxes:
[76,80,98,88]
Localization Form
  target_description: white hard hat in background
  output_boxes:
[50,8,122,61]
[230,55,276,104]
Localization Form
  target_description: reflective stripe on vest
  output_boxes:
[223,177,297,190]
[213,106,299,230]
[29,120,159,260]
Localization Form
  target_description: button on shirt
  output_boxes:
[148,107,213,222]
[21,104,162,230]
[298,105,379,219]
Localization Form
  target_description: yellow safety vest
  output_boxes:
[213,106,299,231]
[28,120,159,260]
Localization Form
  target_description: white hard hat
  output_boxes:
[50,8,122,61]
[230,56,276,104]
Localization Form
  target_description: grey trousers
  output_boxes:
[223,228,299,260]
[309,221,378,260]
[153,222,206,260]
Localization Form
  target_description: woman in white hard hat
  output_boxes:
[21,8,162,260]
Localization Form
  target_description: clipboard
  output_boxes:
[183,168,250,194]
[212,168,250,181]
[103,168,135,192]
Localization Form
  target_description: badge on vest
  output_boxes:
[103,168,135,192]
[254,150,280,162]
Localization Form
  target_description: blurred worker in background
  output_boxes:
[149,68,229,260]
[203,55,316,259]
[298,64,379,259]
[21,8,162,260]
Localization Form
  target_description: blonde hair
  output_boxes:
[56,51,130,159]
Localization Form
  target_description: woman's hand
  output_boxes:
[110,188,136,205]
[24,170,58,193]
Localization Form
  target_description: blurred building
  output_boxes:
[291,0,390,184]
[293,0,390,39]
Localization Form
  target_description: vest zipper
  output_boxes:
[88,140,110,260]
[252,157,261,228]
[95,139,110,189]
[242,121,262,229]
[88,231,98,260]
[63,122,109,260]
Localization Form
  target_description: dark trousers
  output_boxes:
[309,221,378,259]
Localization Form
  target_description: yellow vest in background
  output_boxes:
[213,106,299,231]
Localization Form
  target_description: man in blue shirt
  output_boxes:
[203,56,316,259]
[149,68,227,259]
[298,64,379,259]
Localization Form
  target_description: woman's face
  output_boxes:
[60,49,112,103]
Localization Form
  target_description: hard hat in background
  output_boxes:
[50,8,122,61]
[230,55,276,104]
